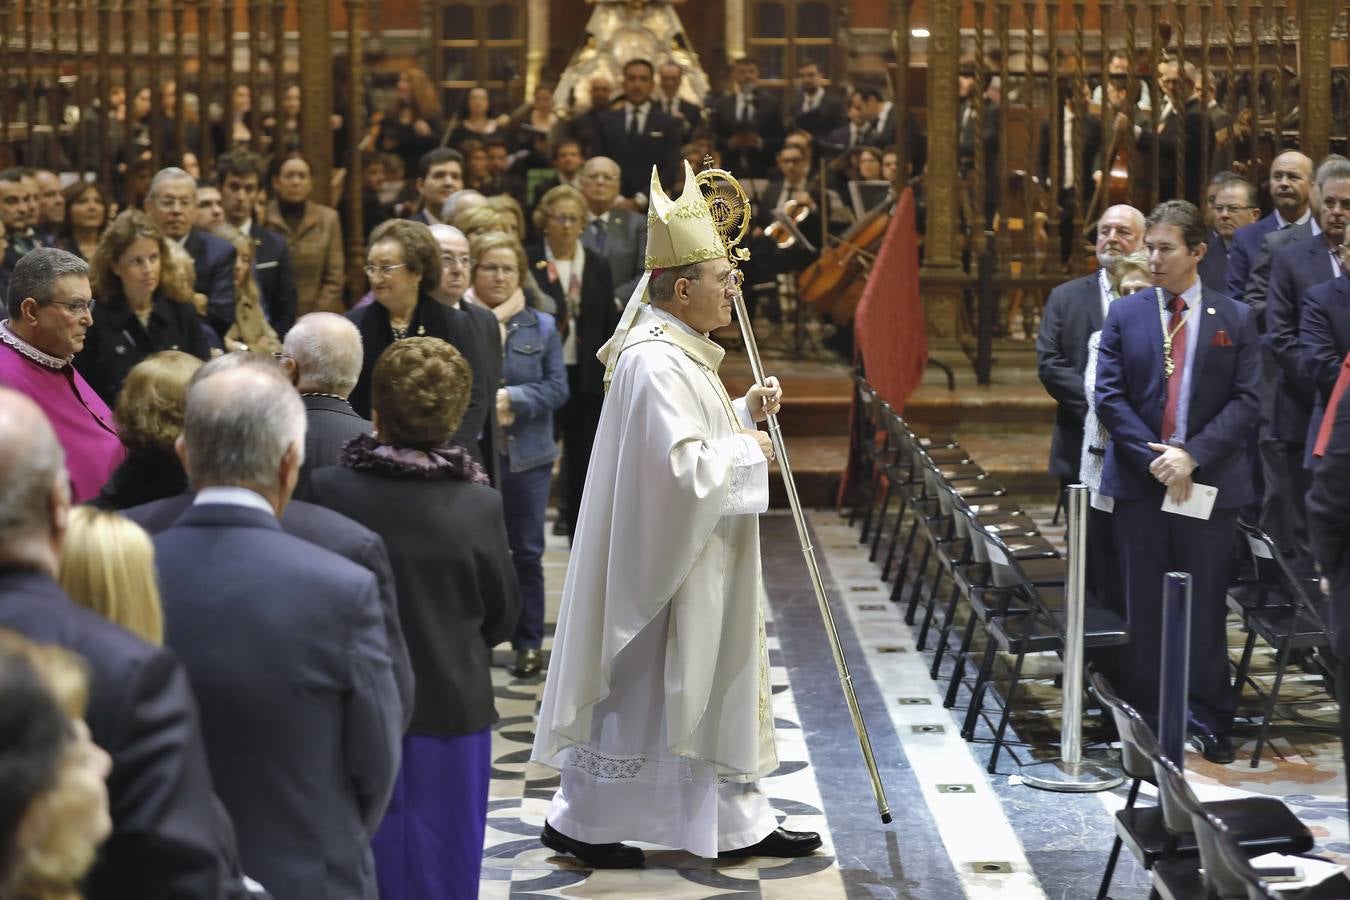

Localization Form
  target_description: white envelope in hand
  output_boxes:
[1161,483,1218,520]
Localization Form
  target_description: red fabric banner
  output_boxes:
[854,187,927,410]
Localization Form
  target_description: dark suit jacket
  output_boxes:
[1096,285,1261,508]
[582,208,646,303]
[154,503,401,900]
[790,90,846,140]
[1241,218,1314,326]
[1036,112,1103,193]
[299,395,372,489]
[1197,230,1230,294]
[1307,354,1350,654]
[1150,97,1209,204]
[1265,233,1338,442]
[123,494,415,727]
[1225,213,1284,303]
[1299,275,1350,463]
[873,108,927,177]
[0,567,229,900]
[526,243,618,398]
[74,290,210,406]
[456,298,503,483]
[598,105,682,200]
[711,90,784,175]
[249,225,298,337]
[184,228,237,339]
[1037,272,1105,480]
[307,466,520,736]
[652,95,703,138]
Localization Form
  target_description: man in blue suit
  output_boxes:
[154,359,401,900]
[217,150,299,336]
[1197,171,1258,293]
[145,167,238,338]
[0,387,237,899]
[1300,221,1350,469]
[1096,200,1261,763]
[1260,158,1350,567]
[1224,151,1313,303]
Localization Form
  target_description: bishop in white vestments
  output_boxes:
[531,163,821,867]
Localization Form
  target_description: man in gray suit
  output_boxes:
[153,360,401,900]
[579,156,646,304]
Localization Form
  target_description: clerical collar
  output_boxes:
[0,320,68,369]
[648,303,708,339]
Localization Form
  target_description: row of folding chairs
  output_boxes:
[847,373,1129,771]
[1091,669,1325,899]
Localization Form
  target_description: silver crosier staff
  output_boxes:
[696,158,892,825]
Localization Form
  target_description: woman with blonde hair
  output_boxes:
[58,509,164,646]
[485,194,525,239]
[214,225,282,354]
[0,630,112,900]
[92,350,202,510]
[77,210,208,405]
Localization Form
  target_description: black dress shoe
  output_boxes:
[540,821,644,869]
[551,518,570,536]
[718,827,823,859]
[512,648,543,678]
[1190,729,1236,764]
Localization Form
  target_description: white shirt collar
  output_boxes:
[194,486,276,517]
[171,233,189,248]
[1275,208,1313,229]
[238,218,253,236]
[627,100,651,115]
[649,302,707,338]
[0,320,68,368]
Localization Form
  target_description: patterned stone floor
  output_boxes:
[477,507,1349,898]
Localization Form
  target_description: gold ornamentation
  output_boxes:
[644,161,728,270]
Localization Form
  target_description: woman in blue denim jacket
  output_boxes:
[466,232,569,678]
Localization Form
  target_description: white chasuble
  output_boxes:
[532,304,779,856]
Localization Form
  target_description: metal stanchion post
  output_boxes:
[1023,484,1125,792]
[1158,571,1191,766]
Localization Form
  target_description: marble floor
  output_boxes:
[479,507,1349,899]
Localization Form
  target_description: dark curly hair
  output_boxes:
[368,218,443,292]
[372,337,473,449]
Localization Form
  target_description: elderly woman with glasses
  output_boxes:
[77,209,209,405]
[466,231,568,678]
[345,218,487,457]
[525,184,619,542]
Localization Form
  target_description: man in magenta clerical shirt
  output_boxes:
[0,247,123,502]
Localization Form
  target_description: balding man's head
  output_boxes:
[181,363,305,512]
[0,388,69,573]
[282,313,364,398]
[1096,205,1146,271]
[580,156,621,212]
[1270,151,1314,220]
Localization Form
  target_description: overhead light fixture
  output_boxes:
[911,28,930,38]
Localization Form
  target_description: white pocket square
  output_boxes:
[255,261,279,270]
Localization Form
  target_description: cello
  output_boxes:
[797,196,892,324]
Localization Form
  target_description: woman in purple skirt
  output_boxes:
[307,333,520,899]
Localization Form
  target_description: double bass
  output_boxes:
[797,196,892,325]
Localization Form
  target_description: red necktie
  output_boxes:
[1314,355,1350,457]
[1160,293,1188,442]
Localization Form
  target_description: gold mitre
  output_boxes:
[644,161,727,271]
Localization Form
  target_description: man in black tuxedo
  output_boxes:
[957,71,1001,219]
[1036,203,1144,621]
[599,58,682,206]
[146,167,237,338]
[1198,171,1259,293]
[154,359,401,900]
[0,386,234,899]
[568,75,615,158]
[1260,159,1349,570]
[823,91,870,157]
[711,57,784,177]
[1037,84,1103,265]
[1151,61,1211,205]
[217,150,299,336]
[654,61,704,141]
[790,61,845,146]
